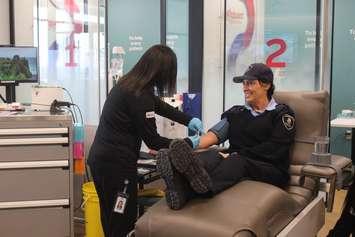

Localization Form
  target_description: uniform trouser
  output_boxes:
[327,179,355,237]
[195,150,288,194]
[89,162,137,237]
[327,212,355,237]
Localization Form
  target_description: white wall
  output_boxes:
[0,0,10,98]
[0,0,36,103]
[14,0,35,46]
[14,0,37,103]
[202,0,225,130]
[0,0,34,46]
[0,0,10,45]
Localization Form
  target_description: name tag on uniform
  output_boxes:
[146,111,155,118]
[114,192,129,214]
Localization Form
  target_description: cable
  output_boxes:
[59,101,89,181]
[0,94,6,103]
[62,107,76,123]
[60,87,78,122]
[70,104,90,181]
[71,104,90,181]
[61,87,74,105]
[34,98,90,182]
[50,100,90,181]
[49,100,84,124]
[34,101,81,125]
[72,103,84,124]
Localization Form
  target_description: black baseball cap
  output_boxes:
[233,63,273,83]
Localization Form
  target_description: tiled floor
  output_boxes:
[74,189,349,237]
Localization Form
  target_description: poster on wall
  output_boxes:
[224,0,265,108]
[224,0,318,109]
[264,0,317,91]
[107,0,161,89]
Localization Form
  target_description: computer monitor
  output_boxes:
[0,46,39,103]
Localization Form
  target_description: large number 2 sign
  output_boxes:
[266,38,287,68]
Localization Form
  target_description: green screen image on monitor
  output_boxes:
[0,46,38,82]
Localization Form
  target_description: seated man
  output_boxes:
[157,63,296,210]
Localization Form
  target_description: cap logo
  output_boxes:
[282,114,295,131]
[246,65,253,73]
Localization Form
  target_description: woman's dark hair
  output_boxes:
[118,44,177,97]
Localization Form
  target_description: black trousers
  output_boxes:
[195,150,288,194]
[327,178,355,237]
[89,162,137,237]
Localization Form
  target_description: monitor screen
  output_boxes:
[0,46,38,83]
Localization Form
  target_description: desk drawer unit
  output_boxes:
[0,113,73,237]
[0,165,69,202]
[0,206,70,237]
[0,128,69,162]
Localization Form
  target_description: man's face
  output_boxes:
[242,79,270,105]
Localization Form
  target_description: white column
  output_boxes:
[203,0,225,130]
[0,0,10,45]
[0,0,10,97]
[14,0,35,46]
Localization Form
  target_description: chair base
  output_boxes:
[277,196,325,237]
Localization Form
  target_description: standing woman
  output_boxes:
[87,44,202,237]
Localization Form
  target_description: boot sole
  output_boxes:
[169,140,211,194]
[156,149,186,210]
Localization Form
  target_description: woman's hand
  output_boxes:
[188,118,204,134]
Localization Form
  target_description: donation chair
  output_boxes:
[135,90,352,237]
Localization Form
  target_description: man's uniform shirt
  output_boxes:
[209,98,296,173]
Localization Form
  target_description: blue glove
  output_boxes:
[187,134,200,149]
[188,118,204,134]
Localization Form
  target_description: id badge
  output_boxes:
[113,192,129,214]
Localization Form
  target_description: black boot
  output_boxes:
[156,149,191,210]
[169,139,212,194]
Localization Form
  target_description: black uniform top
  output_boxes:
[87,85,192,172]
[221,104,296,173]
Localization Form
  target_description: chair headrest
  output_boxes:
[274,91,329,165]
[274,90,329,141]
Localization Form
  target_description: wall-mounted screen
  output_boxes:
[0,46,38,83]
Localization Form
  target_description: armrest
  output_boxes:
[302,164,337,212]
[302,165,337,178]
[304,155,353,188]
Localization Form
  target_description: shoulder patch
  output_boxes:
[145,111,155,119]
[282,114,295,131]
